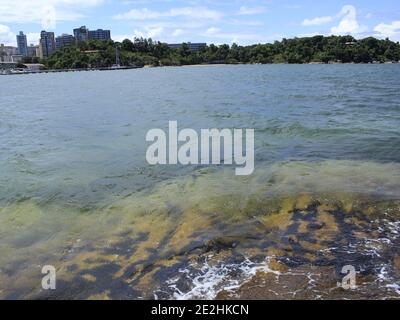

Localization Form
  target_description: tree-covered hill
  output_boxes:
[43,35,400,69]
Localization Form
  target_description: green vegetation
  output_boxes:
[43,35,400,69]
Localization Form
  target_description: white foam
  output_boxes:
[386,284,400,295]
[164,257,281,300]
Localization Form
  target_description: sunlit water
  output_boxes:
[0,64,399,299]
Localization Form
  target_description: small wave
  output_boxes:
[258,123,376,138]
[157,257,280,300]
[0,120,13,136]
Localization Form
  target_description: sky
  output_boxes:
[1,0,400,47]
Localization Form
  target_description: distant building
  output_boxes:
[56,34,75,49]
[27,44,39,57]
[0,44,19,62]
[16,31,28,57]
[88,29,111,41]
[73,26,89,45]
[167,42,207,52]
[23,63,45,72]
[11,54,23,63]
[39,31,56,58]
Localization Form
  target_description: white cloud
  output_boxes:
[172,28,184,37]
[114,8,162,20]
[112,34,133,42]
[230,19,264,27]
[374,21,400,40]
[114,7,223,21]
[302,5,367,36]
[26,33,41,45]
[201,28,277,45]
[146,26,164,38]
[0,24,15,46]
[41,5,57,29]
[0,0,103,27]
[302,16,333,26]
[331,5,367,35]
[237,6,266,16]
[205,27,221,35]
[298,32,326,38]
[116,25,192,43]
[132,26,164,39]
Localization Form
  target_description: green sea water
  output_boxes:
[0,64,399,299]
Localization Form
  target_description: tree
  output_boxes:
[122,39,134,52]
[43,35,400,69]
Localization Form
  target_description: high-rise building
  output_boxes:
[27,44,39,57]
[73,26,89,45]
[39,31,56,58]
[16,31,28,57]
[56,34,75,49]
[88,29,111,41]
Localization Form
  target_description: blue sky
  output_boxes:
[1,0,400,46]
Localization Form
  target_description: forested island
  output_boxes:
[29,35,400,70]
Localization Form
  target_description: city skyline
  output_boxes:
[1,1,400,47]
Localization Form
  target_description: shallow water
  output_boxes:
[0,65,399,299]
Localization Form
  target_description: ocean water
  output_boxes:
[0,64,399,299]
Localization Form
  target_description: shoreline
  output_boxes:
[0,65,142,76]
[2,61,399,76]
